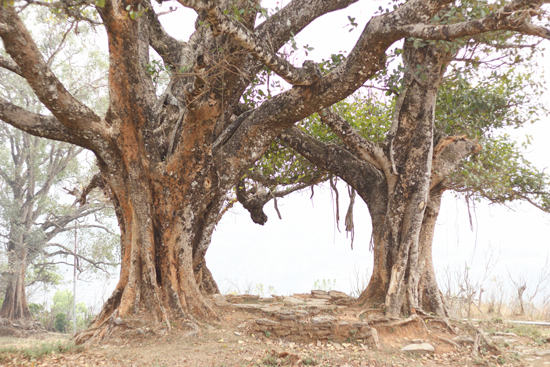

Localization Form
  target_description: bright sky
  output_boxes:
[35,0,550,308]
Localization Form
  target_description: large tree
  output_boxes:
[275,39,549,317]
[1,0,549,341]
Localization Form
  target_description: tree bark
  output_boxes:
[0,239,31,320]
[282,41,482,317]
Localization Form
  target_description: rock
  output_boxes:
[401,343,435,353]
[137,328,145,335]
[260,306,281,313]
[311,315,337,326]
[256,319,281,326]
[283,297,306,305]
[453,335,475,345]
[233,303,263,310]
[237,322,247,329]
[114,318,124,325]
[535,350,550,357]
[311,290,332,300]
[212,295,231,307]
[328,290,349,300]
[184,331,199,338]
[335,298,352,305]
[411,339,424,343]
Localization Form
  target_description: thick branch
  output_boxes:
[256,0,358,50]
[430,135,482,190]
[203,5,321,85]
[145,0,187,69]
[0,8,104,148]
[320,108,385,169]
[280,127,386,208]
[0,97,78,144]
[0,54,22,76]
[400,0,550,40]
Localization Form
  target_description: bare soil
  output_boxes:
[2,294,550,367]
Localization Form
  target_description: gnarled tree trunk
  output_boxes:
[282,41,481,317]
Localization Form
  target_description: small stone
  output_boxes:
[114,318,124,325]
[237,322,247,328]
[411,339,423,343]
[401,343,435,353]
[136,328,145,335]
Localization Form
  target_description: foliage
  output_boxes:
[34,289,95,332]
[54,312,68,333]
[312,279,337,292]
[0,341,83,364]
[248,29,550,216]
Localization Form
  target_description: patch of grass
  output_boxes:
[510,324,543,340]
[261,354,278,366]
[0,341,83,363]
[302,356,319,365]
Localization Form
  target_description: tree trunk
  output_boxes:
[358,188,447,316]
[0,239,31,320]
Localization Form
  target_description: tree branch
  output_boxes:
[0,7,104,148]
[430,135,482,190]
[280,127,386,208]
[320,108,385,170]
[203,5,322,85]
[144,0,188,69]
[0,97,79,144]
[0,54,22,76]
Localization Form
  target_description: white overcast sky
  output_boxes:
[43,0,550,306]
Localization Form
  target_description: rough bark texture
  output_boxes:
[0,0,546,341]
[1,239,31,320]
[282,41,483,317]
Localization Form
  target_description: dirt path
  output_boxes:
[2,293,550,366]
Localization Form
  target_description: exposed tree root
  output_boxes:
[387,314,430,334]
[437,335,462,350]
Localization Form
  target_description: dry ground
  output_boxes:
[2,296,550,367]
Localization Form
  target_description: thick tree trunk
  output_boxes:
[358,189,447,316]
[0,241,31,320]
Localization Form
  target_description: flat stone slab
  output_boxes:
[283,297,306,305]
[328,290,349,299]
[312,315,337,326]
[401,343,435,353]
[233,304,262,310]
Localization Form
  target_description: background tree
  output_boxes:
[0,0,548,343]
[0,9,117,323]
